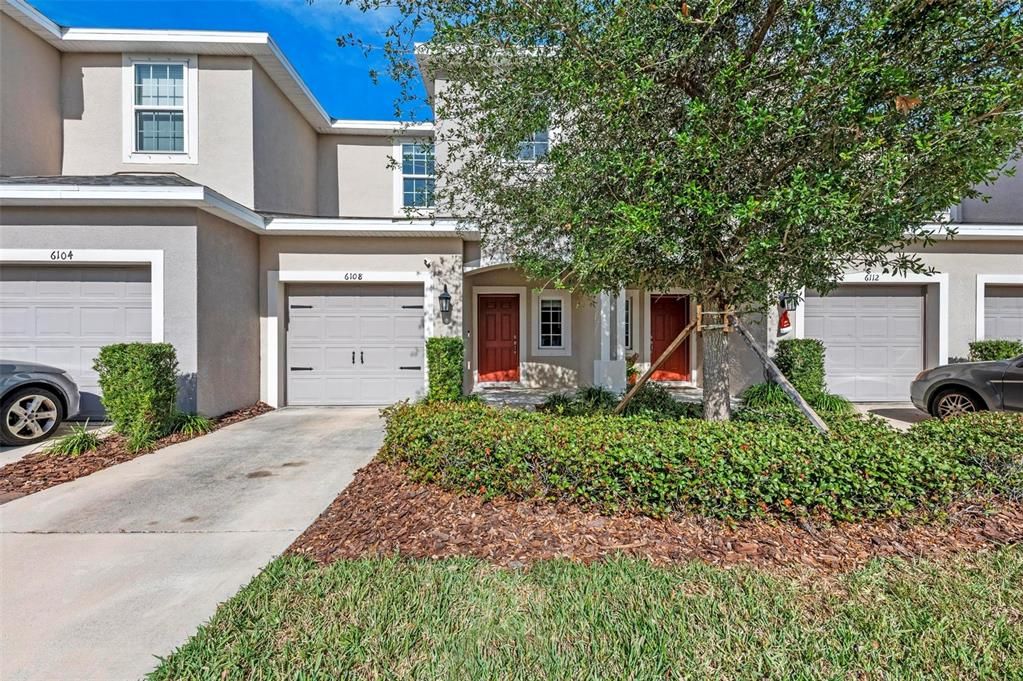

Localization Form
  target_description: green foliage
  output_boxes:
[425,337,464,402]
[382,402,1022,521]
[774,339,827,396]
[621,382,702,420]
[94,342,178,451]
[45,422,101,457]
[969,339,1023,362]
[740,382,853,415]
[173,411,216,437]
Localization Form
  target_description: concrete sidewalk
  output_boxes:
[0,407,382,681]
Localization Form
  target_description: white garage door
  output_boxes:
[0,265,152,417]
[803,285,924,402]
[984,285,1023,340]
[286,284,425,406]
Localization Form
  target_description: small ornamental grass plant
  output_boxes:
[45,422,101,457]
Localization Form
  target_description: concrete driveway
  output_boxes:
[0,407,382,681]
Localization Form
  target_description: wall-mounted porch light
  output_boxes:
[779,293,799,312]
[439,285,452,323]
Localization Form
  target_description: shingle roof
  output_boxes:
[0,173,199,187]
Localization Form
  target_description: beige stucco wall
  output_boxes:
[259,235,463,404]
[318,134,397,217]
[0,15,62,175]
[0,206,201,410]
[60,53,256,206]
[196,212,261,414]
[252,63,317,216]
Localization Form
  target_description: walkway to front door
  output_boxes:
[650,295,692,381]
[478,294,520,382]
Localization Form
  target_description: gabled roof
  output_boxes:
[1,0,433,137]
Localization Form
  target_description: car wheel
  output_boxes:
[930,388,982,419]
[1,387,64,446]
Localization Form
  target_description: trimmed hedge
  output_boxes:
[773,338,827,395]
[426,337,464,402]
[969,339,1023,362]
[382,401,1023,520]
[94,342,178,450]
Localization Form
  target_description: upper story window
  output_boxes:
[122,55,198,164]
[399,142,435,211]
[516,130,550,162]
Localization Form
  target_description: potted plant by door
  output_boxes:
[626,353,640,385]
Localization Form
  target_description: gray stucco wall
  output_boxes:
[0,206,201,411]
[60,53,256,207]
[320,135,397,217]
[960,159,1022,225]
[252,63,317,216]
[196,212,261,414]
[0,15,62,175]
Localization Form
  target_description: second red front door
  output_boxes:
[478,294,520,381]
[650,295,691,381]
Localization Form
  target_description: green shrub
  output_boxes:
[382,402,1019,521]
[173,411,216,437]
[425,337,464,402]
[575,386,619,412]
[621,382,702,420]
[94,342,178,450]
[774,338,827,395]
[968,339,1023,362]
[45,422,101,457]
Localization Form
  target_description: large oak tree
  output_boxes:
[346,0,1023,419]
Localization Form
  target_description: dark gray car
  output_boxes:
[0,361,81,446]
[910,354,1023,418]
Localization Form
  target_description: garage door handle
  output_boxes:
[402,304,424,309]
[360,351,364,364]
[352,351,356,364]
[290,367,313,371]
[400,366,422,371]
[290,305,313,309]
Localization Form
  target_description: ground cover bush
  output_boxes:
[382,401,1022,521]
[969,339,1023,362]
[94,343,179,451]
[425,337,464,402]
[538,383,701,419]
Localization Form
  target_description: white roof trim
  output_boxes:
[330,120,434,136]
[923,222,1023,238]
[1,0,430,136]
[265,216,473,238]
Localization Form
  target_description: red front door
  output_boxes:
[478,294,520,382]
[650,295,691,381]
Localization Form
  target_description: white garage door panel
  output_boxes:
[0,265,152,417]
[286,284,425,406]
[985,286,1023,340]
[804,285,924,402]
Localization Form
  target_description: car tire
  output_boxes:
[1,387,65,446]
[930,388,983,419]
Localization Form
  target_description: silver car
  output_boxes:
[0,361,81,446]
[910,354,1023,418]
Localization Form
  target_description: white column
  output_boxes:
[593,290,626,391]
[615,289,626,361]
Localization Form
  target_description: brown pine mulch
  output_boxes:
[0,402,273,504]
[289,461,1023,574]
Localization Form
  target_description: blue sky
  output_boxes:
[30,0,426,121]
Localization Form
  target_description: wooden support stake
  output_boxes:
[728,313,830,435]
[614,318,697,414]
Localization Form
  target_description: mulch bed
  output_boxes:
[289,461,1023,574]
[0,402,273,504]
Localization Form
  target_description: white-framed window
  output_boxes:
[624,295,634,350]
[122,55,198,164]
[531,289,572,356]
[516,130,550,161]
[395,140,435,213]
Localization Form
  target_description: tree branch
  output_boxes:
[743,0,783,65]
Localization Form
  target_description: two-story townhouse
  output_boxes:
[1,0,1021,419]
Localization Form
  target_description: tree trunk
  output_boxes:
[729,313,830,435]
[701,310,732,421]
[614,319,697,414]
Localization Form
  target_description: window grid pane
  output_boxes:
[135,63,184,106]
[136,110,184,152]
[401,143,436,208]
[516,130,550,161]
[539,299,563,348]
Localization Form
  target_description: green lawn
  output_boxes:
[151,549,1022,680]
